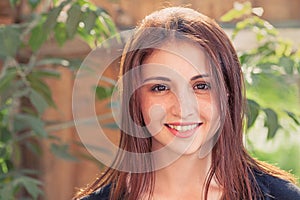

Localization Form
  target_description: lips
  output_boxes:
[164,122,202,138]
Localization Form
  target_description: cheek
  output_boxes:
[197,97,219,120]
[141,98,168,135]
[198,98,221,137]
[141,100,152,125]
[141,99,167,124]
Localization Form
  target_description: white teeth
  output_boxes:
[168,124,199,132]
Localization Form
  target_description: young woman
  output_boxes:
[74,7,300,200]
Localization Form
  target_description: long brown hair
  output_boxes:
[74,7,296,200]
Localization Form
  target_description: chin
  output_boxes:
[165,141,204,156]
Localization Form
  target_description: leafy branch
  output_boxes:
[0,0,118,199]
[221,2,300,139]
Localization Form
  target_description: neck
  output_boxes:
[152,150,219,199]
[157,151,211,184]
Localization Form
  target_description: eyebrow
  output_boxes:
[143,76,171,83]
[190,74,209,81]
[143,74,209,83]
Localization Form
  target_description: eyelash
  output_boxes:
[193,82,211,91]
[150,82,211,93]
[150,84,169,92]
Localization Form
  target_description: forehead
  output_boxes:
[141,41,209,79]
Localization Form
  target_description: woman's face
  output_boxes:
[140,41,220,155]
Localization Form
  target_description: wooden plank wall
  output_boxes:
[92,0,300,29]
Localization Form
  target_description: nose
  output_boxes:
[171,88,198,119]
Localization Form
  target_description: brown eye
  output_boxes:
[151,84,169,92]
[193,82,211,91]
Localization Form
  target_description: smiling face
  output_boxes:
[139,41,220,155]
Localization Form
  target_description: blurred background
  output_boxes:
[0,0,299,199]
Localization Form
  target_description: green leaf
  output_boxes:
[84,10,97,32]
[0,127,12,143]
[77,27,96,47]
[279,56,294,75]
[50,143,78,161]
[285,111,300,125]
[220,2,252,22]
[76,0,93,7]
[95,86,113,100]
[14,114,47,137]
[27,74,56,107]
[247,72,298,112]
[29,89,49,115]
[0,68,16,93]
[0,144,8,160]
[101,12,118,35]
[0,183,14,200]
[53,0,59,6]
[94,15,110,37]
[246,99,260,128]
[232,18,253,39]
[14,176,43,199]
[263,108,280,139]
[43,6,62,34]
[31,69,61,78]
[54,22,68,46]
[66,4,82,38]
[0,159,14,174]
[0,26,21,58]
[28,0,41,9]
[28,24,47,52]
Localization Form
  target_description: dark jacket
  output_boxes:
[80,173,300,200]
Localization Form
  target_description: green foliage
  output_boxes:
[95,86,114,100]
[220,1,252,22]
[221,2,300,139]
[0,26,21,59]
[0,0,117,199]
[246,99,260,128]
[222,1,300,181]
[247,131,300,183]
[0,175,43,200]
[263,108,280,139]
[26,0,117,50]
[1,1,298,198]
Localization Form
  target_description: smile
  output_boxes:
[164,122,203,138]
[166,124,199,132]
